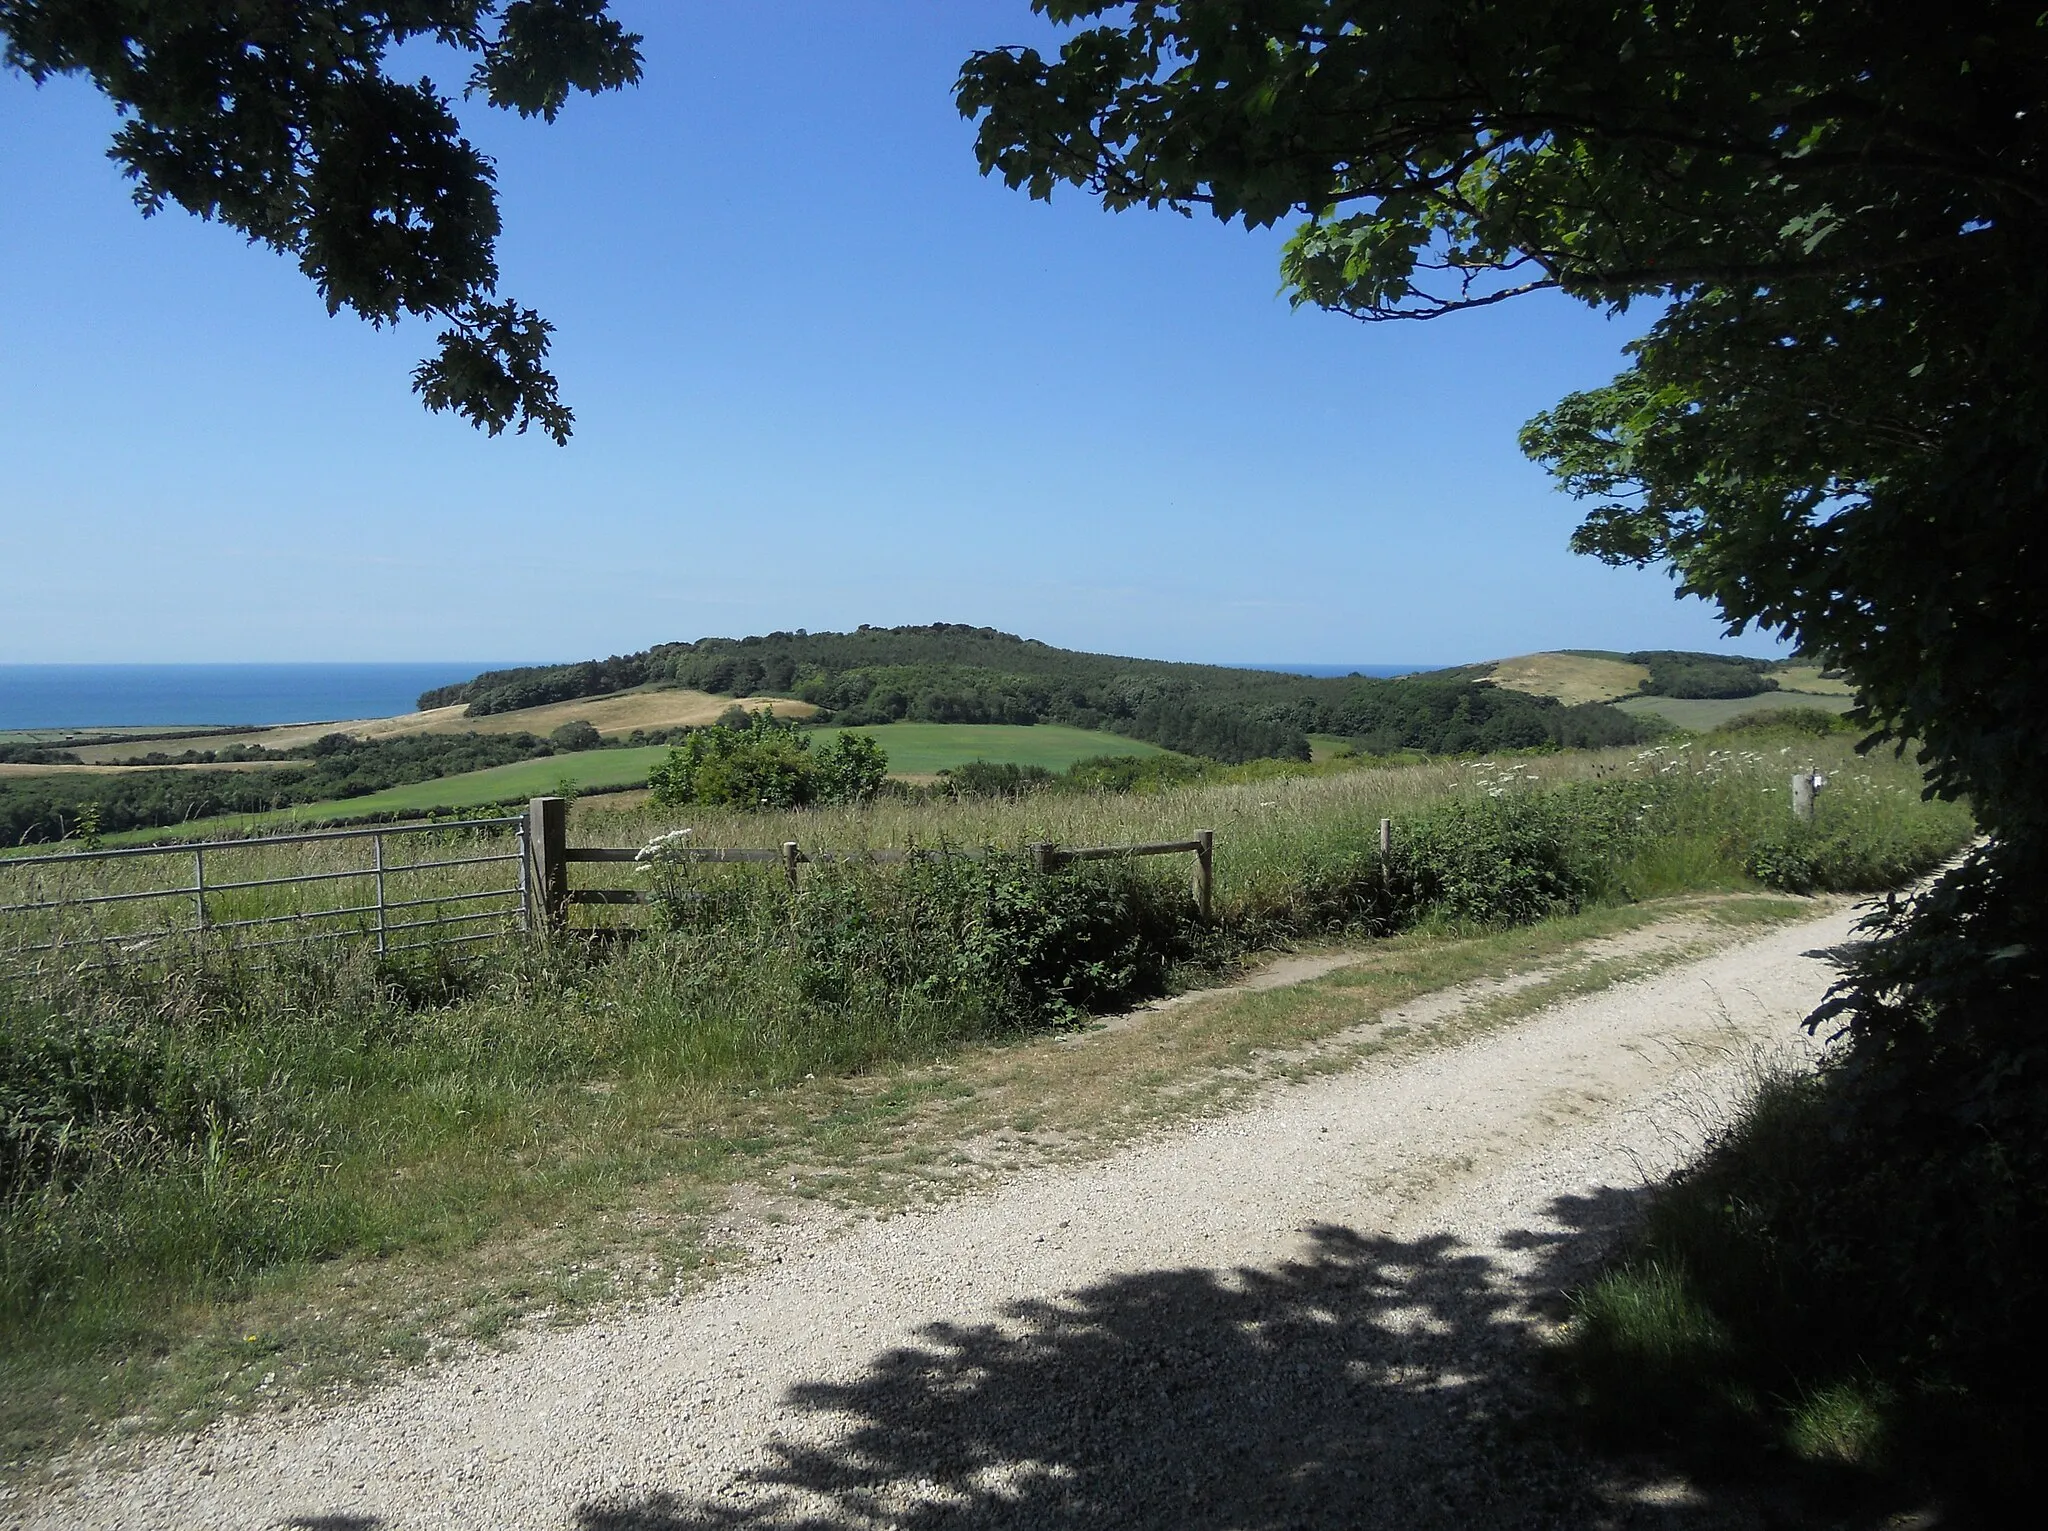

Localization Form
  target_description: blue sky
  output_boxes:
[0,1,1770,668]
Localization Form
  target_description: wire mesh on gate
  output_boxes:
[0,816,529,969]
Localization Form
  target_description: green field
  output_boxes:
[810,722,1167,775]
[14,727,1170,850]
[25,747,674,848]
[294,746,673,816]
[0,725,243,746]
[1617,692,1856,730]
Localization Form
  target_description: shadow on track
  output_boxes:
[575,1192,1778,1531]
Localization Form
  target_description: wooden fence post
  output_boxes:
[1379,817,1392,859]
[1030,841,1058,875]
[1792,772,1816,823]
[528,796,568,932]
[783,840,801,894]
[1193,829,1214,921]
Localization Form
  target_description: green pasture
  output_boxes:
[0,725,241,746]
[1617,691,1856,730]
[3,727,1172,851]
[292,746,671,816]
[23,747,672,849]
[810,722,1168,775]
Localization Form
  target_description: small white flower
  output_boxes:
[636,827,695,863]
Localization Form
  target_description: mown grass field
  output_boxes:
[1483,651,1650,704]
[1617,692,1857,730]
[808,722,1168,776]
[8,747,679,850]
[61,688,815,761]
[296,746,674,815]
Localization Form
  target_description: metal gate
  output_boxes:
[0,816,528,967]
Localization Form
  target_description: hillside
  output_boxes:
[1437,647,1857,727]
[59,690,812,762]
[420,626,1657,764]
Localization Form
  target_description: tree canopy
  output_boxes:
[958,0,2044,841]
[0,1,643,442]
[959,2,2048,1473]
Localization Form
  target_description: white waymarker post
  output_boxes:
[1792,771,1817,823]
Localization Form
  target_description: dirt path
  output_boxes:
[15,906,1862,1530]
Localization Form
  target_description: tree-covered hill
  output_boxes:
[420,625,1656,764]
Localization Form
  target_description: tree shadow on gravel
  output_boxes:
[573,1192,1834,1531]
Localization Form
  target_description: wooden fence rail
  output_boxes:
[524,796,1215,932]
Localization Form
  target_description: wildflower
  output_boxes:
[635,827,695,868]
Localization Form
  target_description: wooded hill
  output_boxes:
[420,625,1659,764]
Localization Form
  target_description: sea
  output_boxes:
[0,664,537,732]
[1230,663,1444,679]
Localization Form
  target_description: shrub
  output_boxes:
[1061,753,1209,793]
[941,760,1057,799]
[1713,707,1857,737]
[549,720,602,751]
[811,731,889,805]
[647,714,889,810]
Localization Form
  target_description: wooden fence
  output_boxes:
[523,796,1216,932]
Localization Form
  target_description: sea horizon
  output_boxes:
[1227,663,1447,679]
[0,663,542,732]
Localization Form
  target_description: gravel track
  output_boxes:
[15,905,1861,1530]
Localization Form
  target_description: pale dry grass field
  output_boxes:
[1482,652,1650,705]
[66,691,815,760]
[0,761,297,778]
[1769,663,1856,697]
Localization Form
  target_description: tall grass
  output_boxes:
[0,731,1973,1451]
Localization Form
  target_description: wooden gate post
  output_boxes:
[1193,829,1214,921]
[527,796,568,932]
[1030,841,1058,875]
[783,840,801,894]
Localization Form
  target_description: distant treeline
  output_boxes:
[0,732,562,845]
[418,624,1659,764]
[0,745,82,766]
[1631,650,1779,700]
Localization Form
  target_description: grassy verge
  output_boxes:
[1557,1049,2039,1518]
[1,731,1973,1466]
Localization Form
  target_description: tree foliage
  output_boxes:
[957,0,2044,830]
[958,0,2048,1483]
[0,1,643,441]
[647,712,889,812]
